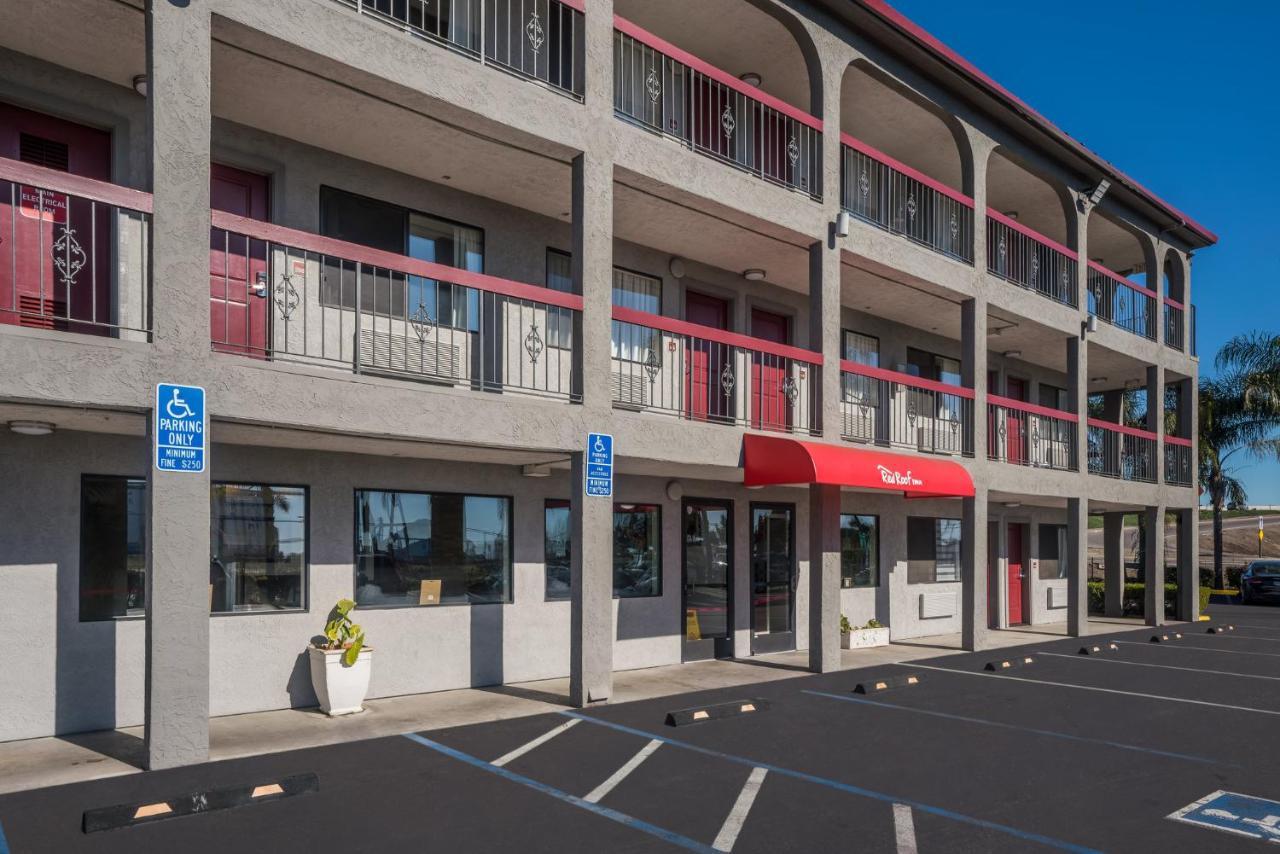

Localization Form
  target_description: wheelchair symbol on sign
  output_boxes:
[166,387,196,420]
[593,435,606,455]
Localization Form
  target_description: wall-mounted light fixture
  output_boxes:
[836,210,851,237]
[669,257,687,279]
[132,74,148,97]
[1088,178,1111,206]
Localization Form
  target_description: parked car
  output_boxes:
[1240,561,1280,605]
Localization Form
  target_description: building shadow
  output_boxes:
[476,684,570,707]
[57,729,146,770]
[727,657,809,673]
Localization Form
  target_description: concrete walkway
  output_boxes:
[0,618,1147,795]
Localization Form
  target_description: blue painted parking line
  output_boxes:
[402,733,717,853]
[802,690,1236,767]
[562,712,1102,854]
[0,815,9,854]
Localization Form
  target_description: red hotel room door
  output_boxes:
[0,102,111,333]
[685,290,730,422]
[210,163,270,357]
[750,308,790,430]
[1007,523,1026,625]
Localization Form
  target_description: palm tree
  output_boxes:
[1201,332,1280,588]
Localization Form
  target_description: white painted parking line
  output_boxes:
[893,803,918,854]
[712,767,767,852]
[905,664,1280,717]
[1219,624,1280,631]
[583,739,663,804]
[1041,651,1280,682]
[1114,640,1280,659]
[1216,633,1280,644]
[491,718,580,767]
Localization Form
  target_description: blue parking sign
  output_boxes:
[155,384,207,473]
[585,432,613,497]
[1169,791,1280,843]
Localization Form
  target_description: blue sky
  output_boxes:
[890,0,1280,502]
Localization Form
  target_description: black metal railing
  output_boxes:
[840,362,974,455]
[1087,262,1155,340]
[986,397,1077,471]
[1087,419,1157,483]
[1165,301,1185,351]
[1165,437,1192,486]
[987,210,1077,306]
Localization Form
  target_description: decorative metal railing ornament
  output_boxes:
[1086,262,1156,341]
[840,361,975,456]
[986,211,1077,306]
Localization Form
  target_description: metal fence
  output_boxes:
[840,140,974,264]
[1087,419,1158,483]
[1165,301,1185,351]
[1086,262,1155,340]
[210,212,580,401]
[340,0,585,98]
[840,362,973,456]
[613,24,822,198]
[0,161,151,341]
[1165,437,1193,486]
[986,211,1077,306]
[986,397,1077,471]
[611,307,821,434]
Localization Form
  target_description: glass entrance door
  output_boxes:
[750,504,796,653]
[682,499,734,661]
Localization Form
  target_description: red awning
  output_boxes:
[742,434,974,498]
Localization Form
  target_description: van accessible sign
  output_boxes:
[155,383,207,473]
[585,432,613,497]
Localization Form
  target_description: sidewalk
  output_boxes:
[0,618,1143,795]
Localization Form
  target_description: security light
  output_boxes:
[1088,179,1111,206]
[836,210,851,237]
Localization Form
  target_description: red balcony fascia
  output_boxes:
[988,394,1078,422]
[1086,417,1159,442]
[840,359,975,399]
[614,305,823,365]
[838,133,973,209]
[1164,435,1193,448]
[985,207,1077,260]
[1086,259,1159,301]
[559,0,585,11]
[0,155,152,213]
[612,15,823,132]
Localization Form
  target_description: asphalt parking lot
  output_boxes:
[4,605,1280,853]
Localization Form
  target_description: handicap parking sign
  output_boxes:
[1169,790,1280,843]
[154,383,207,473]
[584,433,613,497]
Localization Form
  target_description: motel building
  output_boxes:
[0,0,1210,769]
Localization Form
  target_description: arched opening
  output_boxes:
[1086,210,1158,340]
[839,60,972,261]
[985,148,1075,305]
[1162,249,1187,350]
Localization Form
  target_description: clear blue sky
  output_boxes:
[890,0,1280,503]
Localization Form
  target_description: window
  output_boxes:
[210,484,307,613]
[840,514,879,588]
[544,249,575,350]
[355,490,512,606]
[611,267,663,363]
[1038,384,1068,411]
[80,475,146,621]
[1038,524,1068,580]
[318,187,484,329]
[907,517,962,584]
[905,347,961,386]
[841,331,880,409]
[544,500,662,600]
[842,331,879,367]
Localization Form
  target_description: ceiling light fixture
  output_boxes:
[132,74,147,97]
[1002,210,1019,220]
[743,268,766,281]
[8,420,54,436]
[739,72,762,87]
[1002,350,1022,359]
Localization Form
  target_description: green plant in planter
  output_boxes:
[321,598,366,666]
[863,618,883,629]
[840,615,852,634]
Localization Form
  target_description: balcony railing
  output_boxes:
[613,16,822,199]
[1087,419,1158,483]
[340,0,585,98]
[1190,304,1198,357]
[1087,261,1155,341]
[986,209,1077,307]
[0,157,151,340]
[1165,299,1185,351]
[840,362,973,456]
[839,135,974,264]
[986,396,1077,471]
[210,211,581,401]
[611,306,821,434]
[1165,436,1193,487]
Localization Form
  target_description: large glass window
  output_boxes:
[611,267,663,363]
[543,249,575,350]
[905,347,962,386]
[842,330,879,366]
[1038,523,1068,580]
[355,490,512,606]
[840,514,879,588]
[907,517,962,584]
[80,475,146,621]
[1038,384,1068,411]
[210,484,308,613]
[544,500,662,600]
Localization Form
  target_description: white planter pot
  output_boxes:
[309,646,372,716]
[841,627,890,650]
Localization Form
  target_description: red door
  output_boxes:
[685,291,730,422]
[1006,377,1028,465]
[750,308,790,430]
[210,164,270,356]
[0,102,111,333]
[1007,523,1025,625]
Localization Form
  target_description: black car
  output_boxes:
[1241,561,1280,604]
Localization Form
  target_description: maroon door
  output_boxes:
[0,102,111,333]
[750,308,790,430]
[1007,523,1025,625]
[210,163,270,357]
[1006,377,1028,465]
[685,291,730,422]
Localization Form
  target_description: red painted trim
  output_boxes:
[558,0,585,12]
[1086,418,1159,441]
[988,394,1078,422]
[0,155,152,213]
[985,208,1076,260]
[1164,435,1193,448]
[854,1,1216,245]
[211,211,585,311]
[612,15,823,133]
[840,359,974,399]
[1164,296,1185,310]
[613,305,823,365]
[1085,260,1158,301]
[839,133,973,208]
